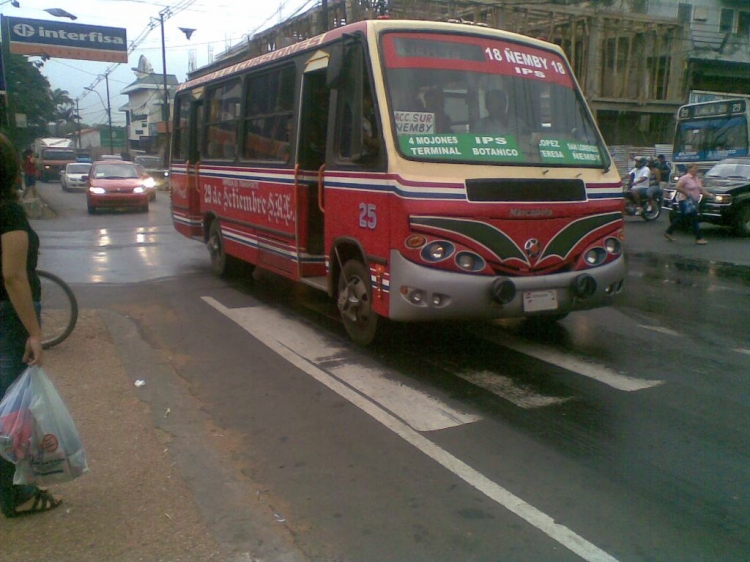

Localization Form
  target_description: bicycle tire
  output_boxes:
[37,270,78,349]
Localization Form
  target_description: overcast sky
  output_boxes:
[2,0,316,125]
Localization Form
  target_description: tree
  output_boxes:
[3,53,57,149]
[50,88,76,136]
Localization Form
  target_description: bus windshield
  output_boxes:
[673,115,749,162]
[42,149,76,160]
[381,32,607,167]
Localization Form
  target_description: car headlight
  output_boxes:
[89,187,106,194]
[712,194,731,204]
[144,177,156,188]
[133,186,145,193]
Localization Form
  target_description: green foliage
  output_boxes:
[4,53,57,149]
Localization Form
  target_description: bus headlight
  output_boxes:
[604,237,621,255]
[584,248,606,266]
[421,241,454,262]
[455,251,485,272]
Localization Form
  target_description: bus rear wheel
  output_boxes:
[208,220,233,276]
[338,259,378,346]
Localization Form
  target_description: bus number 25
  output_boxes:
[359,203,377,229]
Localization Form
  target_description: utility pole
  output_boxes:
[105,73,114,154]
[75,98,81,149]
[160,7,171,168]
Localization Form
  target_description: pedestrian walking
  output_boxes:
[21,149,38,200]
[0,133,62,517]
[664,163,713,245]
[655,154,671,190]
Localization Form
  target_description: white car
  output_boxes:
[61,162,92,192]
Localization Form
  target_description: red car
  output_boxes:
[85,160,155,214]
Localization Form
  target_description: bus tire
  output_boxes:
[338,259,378,346]
[207,220,246,277]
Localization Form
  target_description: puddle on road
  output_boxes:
[627,252,750,287]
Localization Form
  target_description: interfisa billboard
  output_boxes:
[5,16,127,63]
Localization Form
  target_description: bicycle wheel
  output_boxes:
[38,270,78,349]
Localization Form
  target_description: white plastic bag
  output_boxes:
[0,366,89,486]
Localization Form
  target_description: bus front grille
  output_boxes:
[465,178,586,203]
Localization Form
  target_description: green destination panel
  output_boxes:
[398,133,601,165]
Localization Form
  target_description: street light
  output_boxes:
[84,75,114,154]
[44,7,76,20]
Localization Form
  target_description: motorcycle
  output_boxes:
[624,186,663,221]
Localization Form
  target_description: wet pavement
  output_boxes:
[621,213,750,276]
[10,183,749,561]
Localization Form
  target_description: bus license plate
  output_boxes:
[523,290,558,312]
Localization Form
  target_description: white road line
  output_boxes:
[204,296,619,562]
[638,324,682,337]
[489,333,664,392]
[453,369,573,409]
[205,298,479,432]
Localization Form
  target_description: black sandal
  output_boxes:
[10,489,62,517]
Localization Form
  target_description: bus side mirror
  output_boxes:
[327,44,344,89]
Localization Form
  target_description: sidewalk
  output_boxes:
[0,310,306,562]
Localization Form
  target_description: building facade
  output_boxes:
[119,56,178,157]
[203,0,749,149]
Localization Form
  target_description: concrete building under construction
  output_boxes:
[194,0,749,149]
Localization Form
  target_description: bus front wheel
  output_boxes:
[338,259,378,346]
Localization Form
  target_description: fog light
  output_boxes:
[573,274,596,298]
[491,277,516,304]
[410,290,424,304]
[432,294,443,306]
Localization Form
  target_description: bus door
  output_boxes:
[172,94,204,239]
[296,54,331,280]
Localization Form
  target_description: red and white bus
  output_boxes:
[171,19,626,345]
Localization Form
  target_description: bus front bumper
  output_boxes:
[387,250,626,322]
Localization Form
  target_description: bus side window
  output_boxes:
[202,79,241,160]
[242,65,295,163]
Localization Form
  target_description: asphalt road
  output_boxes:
[26,181,750,561]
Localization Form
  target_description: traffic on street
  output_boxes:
[25,180,750,562]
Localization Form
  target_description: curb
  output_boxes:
[22,196,56,220]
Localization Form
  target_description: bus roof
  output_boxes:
[178,19,565,94]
